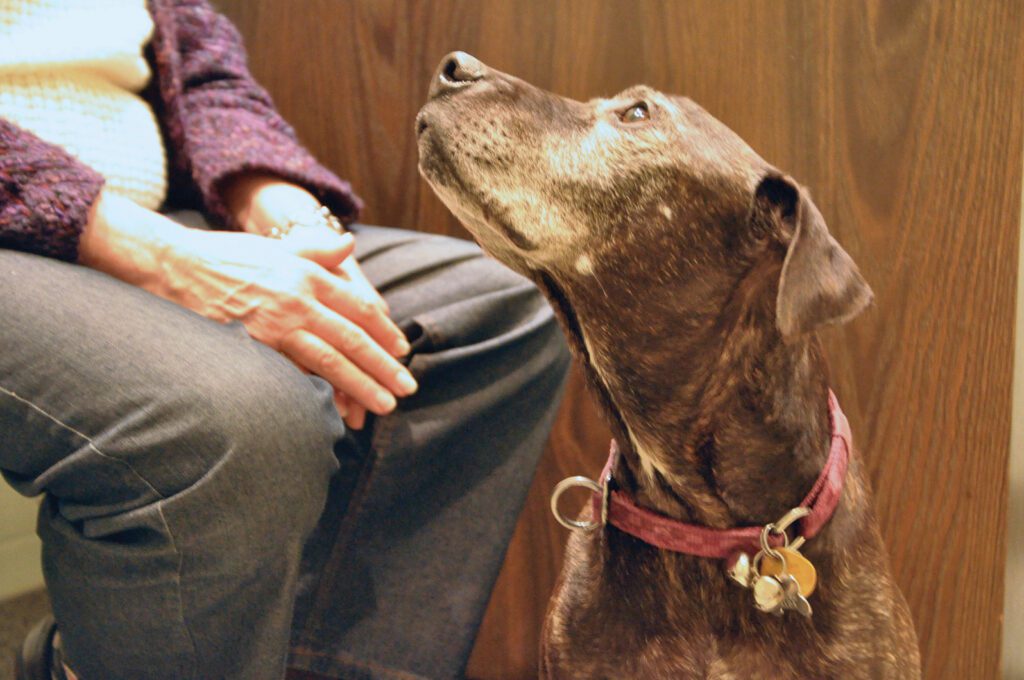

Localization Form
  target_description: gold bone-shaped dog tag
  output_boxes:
[759,547,817,597]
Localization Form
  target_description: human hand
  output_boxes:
[277,225,404,430]
[166,225,417,421]
[327,256,389,430]
[80,189,416,422]
[222,171,325,238]
[221,173,413,428]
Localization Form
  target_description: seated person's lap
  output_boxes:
[0,223,570,678]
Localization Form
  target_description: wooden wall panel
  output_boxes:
[216,2,1024,678]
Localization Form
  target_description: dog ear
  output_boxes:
[754,173,874,338]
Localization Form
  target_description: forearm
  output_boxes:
[77,176,338,301]
[74,183,411,427]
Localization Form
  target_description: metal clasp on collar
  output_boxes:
[550,469,612,531]
[764,506,810,552]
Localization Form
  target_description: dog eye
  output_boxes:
[620,103,649,123]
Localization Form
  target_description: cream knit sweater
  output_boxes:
[0,0,168,209]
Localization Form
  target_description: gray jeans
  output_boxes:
[0,223,570,680]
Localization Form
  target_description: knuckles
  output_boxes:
[314,348,347,377]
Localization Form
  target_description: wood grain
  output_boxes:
[217,2,1024,677]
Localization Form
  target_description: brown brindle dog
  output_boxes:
[416,52,920,679]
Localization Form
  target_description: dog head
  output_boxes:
[417,52,872,496]
[418,52,870,337]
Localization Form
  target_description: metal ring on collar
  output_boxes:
[600,469,613,527]
[550,476,603,531]
[772,506,811,535]
[760,523,786,560]
[761,506,812,558]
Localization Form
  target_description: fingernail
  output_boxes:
[377,391,397,413]
[396,370,418,395]
[395,338,411,356]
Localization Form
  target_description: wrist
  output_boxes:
[222,171,280,232]
[78,190,187,299]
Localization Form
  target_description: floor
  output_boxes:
[0,589,50,679]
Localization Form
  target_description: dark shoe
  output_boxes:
[14,615,66,680]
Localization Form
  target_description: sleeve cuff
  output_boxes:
[184,107,364,229]
[0,129,106,261]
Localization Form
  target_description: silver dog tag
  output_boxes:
[752,574,786,612]
[726,551,753,588]
[778,573,813,617]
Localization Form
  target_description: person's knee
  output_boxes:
[161,348,342,546]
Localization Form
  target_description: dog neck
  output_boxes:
[537,250,836,531]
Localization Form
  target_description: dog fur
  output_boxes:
[417,52,921,679]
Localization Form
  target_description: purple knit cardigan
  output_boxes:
[0,0,363,262]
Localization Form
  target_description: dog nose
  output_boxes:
[430,51,486,97]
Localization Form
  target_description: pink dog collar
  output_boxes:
[553,391,850,559]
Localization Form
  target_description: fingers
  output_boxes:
[281,227,356,269]
[258,230,415,422]
[332,390,367,430]
[280,302,418,416]
[286,230,399,348]
[332,390,367,431]
[282,329,403,416]
[336,256,390,316]
[286,235,406,357]
[345,403,368,431]
[308,303,417,397]
[290,361,367,429]
[332,391,349,419]
[314,274,409,357]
